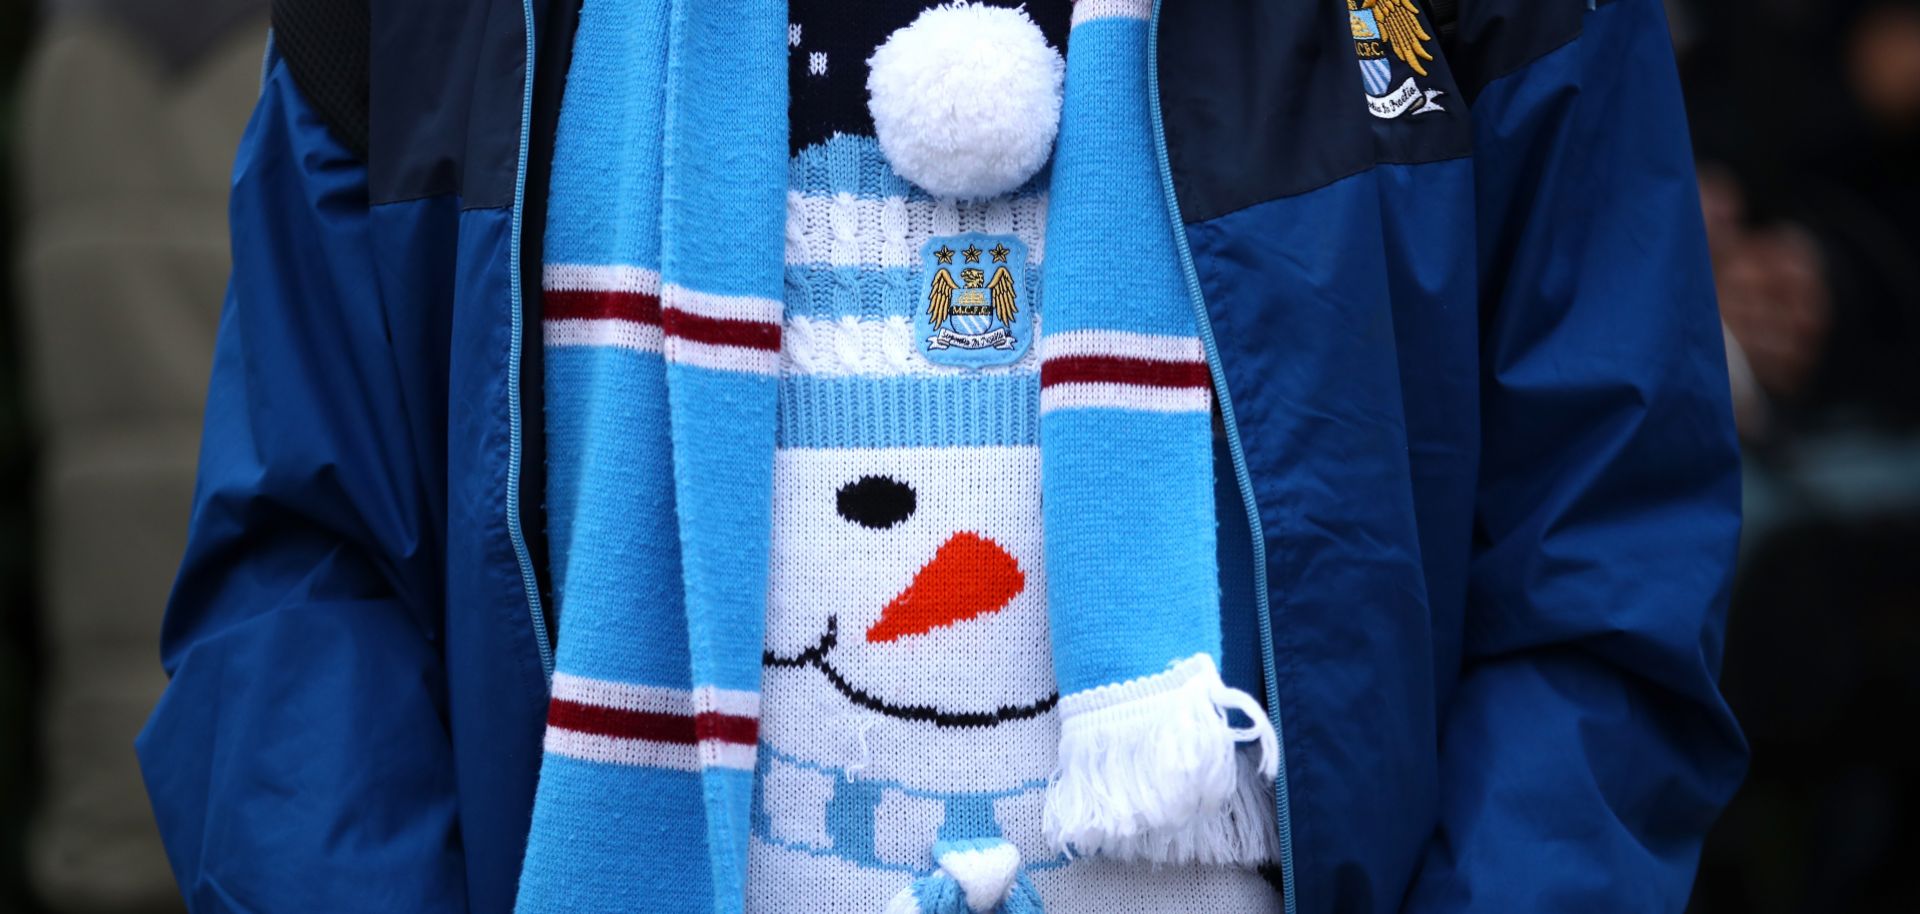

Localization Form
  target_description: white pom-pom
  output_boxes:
[867,3,1064,200]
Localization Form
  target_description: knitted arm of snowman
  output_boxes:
[1404,0,1746,909]
[138,58,469,912]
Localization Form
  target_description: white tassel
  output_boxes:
[1041,654,1280,866]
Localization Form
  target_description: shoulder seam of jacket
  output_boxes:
[1453,0,1623,104]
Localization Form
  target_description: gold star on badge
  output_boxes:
[962,244,983,263]
[989,243,1011,263]
[933,245,955,264]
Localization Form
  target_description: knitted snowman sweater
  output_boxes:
[519,2,1281,912]
[750,2,1275,912]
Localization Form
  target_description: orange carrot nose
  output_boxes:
[865,531,1026,643]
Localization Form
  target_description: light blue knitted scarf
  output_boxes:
[515,2,1278,911]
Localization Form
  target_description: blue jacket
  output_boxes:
[138,0,1745,911]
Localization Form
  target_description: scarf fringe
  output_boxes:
[1041,654,1280,867]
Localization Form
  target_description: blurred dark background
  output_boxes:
[1677,0,1920,910]
[0,0,1914,911]
[1,1,266,911]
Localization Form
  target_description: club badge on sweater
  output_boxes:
[919,233,1032,367]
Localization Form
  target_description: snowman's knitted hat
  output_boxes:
[517,1,1280,910]
[779,135,1049,451]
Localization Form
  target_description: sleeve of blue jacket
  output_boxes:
[135,58,470,913]
[1404,0,1747,910]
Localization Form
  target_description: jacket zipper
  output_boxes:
[1145,2,1297,910]
[509,0,557,678]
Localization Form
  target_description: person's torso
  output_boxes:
[293,0,1572,910]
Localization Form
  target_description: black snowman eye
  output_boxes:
[836,475,917,529]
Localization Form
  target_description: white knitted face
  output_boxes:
[761,444,1057,788]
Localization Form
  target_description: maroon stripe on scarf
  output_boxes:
[546,698,759,746]
[544,288,664,324]
[1040,355,1211,389]
[661,308,783,352]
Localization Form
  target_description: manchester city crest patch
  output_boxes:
[917,233,1032,368]
[1349,0,1446,119]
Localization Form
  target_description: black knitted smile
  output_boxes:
[762,615,1060,728]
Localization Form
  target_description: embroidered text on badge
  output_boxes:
[1349,0,1445,119]
[917,233,1033,369]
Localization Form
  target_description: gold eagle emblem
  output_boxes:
[988,267,1018,325]
[928,268,956,329]
[1358,0,1434,77]
[927,266,1019,330]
